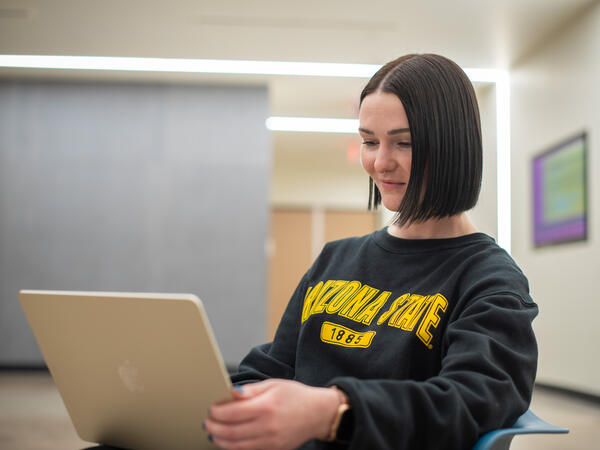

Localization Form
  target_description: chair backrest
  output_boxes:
[471,409,569,450]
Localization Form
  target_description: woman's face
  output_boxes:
[359,91,412,212]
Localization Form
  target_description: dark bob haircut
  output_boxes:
[360,53,482,226]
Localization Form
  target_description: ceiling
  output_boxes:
[0,0,594,68]
[0,0,595,172]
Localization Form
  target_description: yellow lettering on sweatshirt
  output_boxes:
[320,321,376,348]
[302,280,448,350]
[377,293,411,325]
[353,291,391,325]
[309,280,335,315]
[392,294,431,331]
[301,281,323,323]
[416,294,448,349]
[339,285,379,320]
[311,280,348,315]
[325,281,361,314]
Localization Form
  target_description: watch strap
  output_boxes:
[325,386,351,442]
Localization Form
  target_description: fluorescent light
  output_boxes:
[0,55,380,78]
[494,71,511,254]
[266,117,359,134]
[1,55,497,82]
[463,68,501,83]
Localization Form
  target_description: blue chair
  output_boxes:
[472,409,569,450]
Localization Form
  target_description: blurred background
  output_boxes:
[0,0,598,448]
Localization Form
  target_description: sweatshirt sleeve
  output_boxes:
[230,275,308,384]
[329,292,538,450]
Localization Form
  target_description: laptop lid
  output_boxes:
[19,290,232,450]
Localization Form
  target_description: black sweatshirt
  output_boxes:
[232,228,538,450]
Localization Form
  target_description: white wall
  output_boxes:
[271,165,368,210]
[511,3,600,395]
[471,84,498,239]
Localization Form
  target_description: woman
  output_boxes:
[205,54,538,450]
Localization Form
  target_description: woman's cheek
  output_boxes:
[359,150,372,173]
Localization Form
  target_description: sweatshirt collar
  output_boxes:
[372,227,494,254]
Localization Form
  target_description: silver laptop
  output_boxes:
[19,290,233,450]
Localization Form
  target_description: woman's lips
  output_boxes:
[380,180,406,190]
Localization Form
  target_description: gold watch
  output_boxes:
[325,386,351,442]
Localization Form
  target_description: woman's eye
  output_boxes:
[362,141,378,147]
[397,141,412,147]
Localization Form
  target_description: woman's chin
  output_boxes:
[381,200,401,212]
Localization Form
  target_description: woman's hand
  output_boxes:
[204,379,343,450]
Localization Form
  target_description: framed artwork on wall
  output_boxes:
[532,132,588,247]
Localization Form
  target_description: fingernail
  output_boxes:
[208,434,213,442]
[234,385,244,393]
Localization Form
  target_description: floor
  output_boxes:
[0,370,598,450]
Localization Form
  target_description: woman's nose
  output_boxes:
[373,145,396,173]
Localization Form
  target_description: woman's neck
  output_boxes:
[387,213,478,240]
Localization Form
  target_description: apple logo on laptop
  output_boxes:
[118,360,145,393]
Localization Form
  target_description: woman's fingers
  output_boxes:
[204,416,262,443]
[210,381,278,423]
[207,379,339,449]
[209,395,262,423]
[231,386,246,401]
[211,435,265,450]
[234,379,276,397]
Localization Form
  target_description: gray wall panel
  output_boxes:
[0,81,270,366]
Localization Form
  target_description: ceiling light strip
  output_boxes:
[266,117,359,134]
[0,55,380,78]
[494,71,511,254]
[1,55,498,83]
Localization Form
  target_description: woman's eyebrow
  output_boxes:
[387,128,410,135]
[358,127,410,135]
